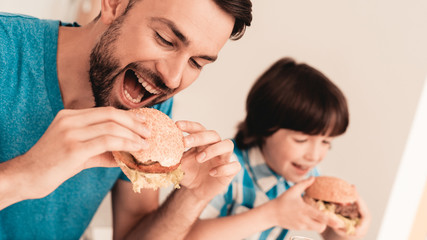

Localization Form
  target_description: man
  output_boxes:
[0,0,252,239]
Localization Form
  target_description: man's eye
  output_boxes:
[190,58,202,70]
[155,32,173,46]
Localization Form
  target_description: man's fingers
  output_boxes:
[196,139,233,163]
[79,135,145,159]
[183,130,221,149]
[84,152,118,169]
[56,107,147,135]
[67,122,150,145]
[176,120,206,133]
[209,161,241,177]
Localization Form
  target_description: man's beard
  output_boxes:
[89,24,174,110]
[89,17,124,108]
[89,11,178,109]
[89,15,172,109]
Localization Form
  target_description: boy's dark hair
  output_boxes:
[96,0,252,40]
[235,57,349,150]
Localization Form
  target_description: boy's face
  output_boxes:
[89,0,234,108]
[261,129,333,183]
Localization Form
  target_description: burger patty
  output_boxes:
[118,152,180,173]
[325,201,360,220]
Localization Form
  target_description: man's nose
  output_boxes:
[156,55,186,90]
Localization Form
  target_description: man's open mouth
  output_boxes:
[123,69,161,105]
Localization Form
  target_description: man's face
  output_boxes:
[89,0,234,109]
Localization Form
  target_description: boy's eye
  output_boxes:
[294,138,307,143]
[322,140,332,149]
[156,32,173,46]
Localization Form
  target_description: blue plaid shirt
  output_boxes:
[201,141,319,240]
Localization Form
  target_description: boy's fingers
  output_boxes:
[290,176,315,194]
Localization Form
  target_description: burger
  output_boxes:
[304,176,361,235]
[112,108,185,193]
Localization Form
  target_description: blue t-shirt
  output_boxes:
[0,13,173,239]
[200,141,319,240]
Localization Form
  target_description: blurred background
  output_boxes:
[1,0,426,239]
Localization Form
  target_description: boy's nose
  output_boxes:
[304,144,322,162]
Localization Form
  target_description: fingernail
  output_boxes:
[209,169,217,176]
[176,121,185,129]
[184,136,193,147]
[197,152,206,163]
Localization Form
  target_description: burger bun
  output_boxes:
[305,176,357,204]
[112,108,185,192]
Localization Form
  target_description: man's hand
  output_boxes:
[8,107,150,202]
[117,120,240,240]
[176,120,240,202]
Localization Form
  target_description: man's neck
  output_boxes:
[56,21,104,109]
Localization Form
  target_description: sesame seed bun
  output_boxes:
[112,108,184,192]
[305,176,357,204]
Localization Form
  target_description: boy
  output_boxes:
[186,57,371,240]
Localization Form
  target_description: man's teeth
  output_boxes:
[124,89,143,103]
[136,74,160,94]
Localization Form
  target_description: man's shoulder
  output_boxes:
[0,13,59,71]
[0,12,41,30]
[0,12,37,20]
[0,12,59,37]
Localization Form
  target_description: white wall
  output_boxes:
[2,1,427,240]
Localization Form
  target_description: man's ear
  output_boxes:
[100,0,129,25]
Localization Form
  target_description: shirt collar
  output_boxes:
[246,147,293,193]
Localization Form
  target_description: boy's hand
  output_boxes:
[323,193,371,239]
[271,177,333,232]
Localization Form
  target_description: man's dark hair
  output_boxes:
[212,0,252,40]
[96,0,252,40]
[235,57,349,150]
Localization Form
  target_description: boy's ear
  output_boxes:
[100,0,129,25]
